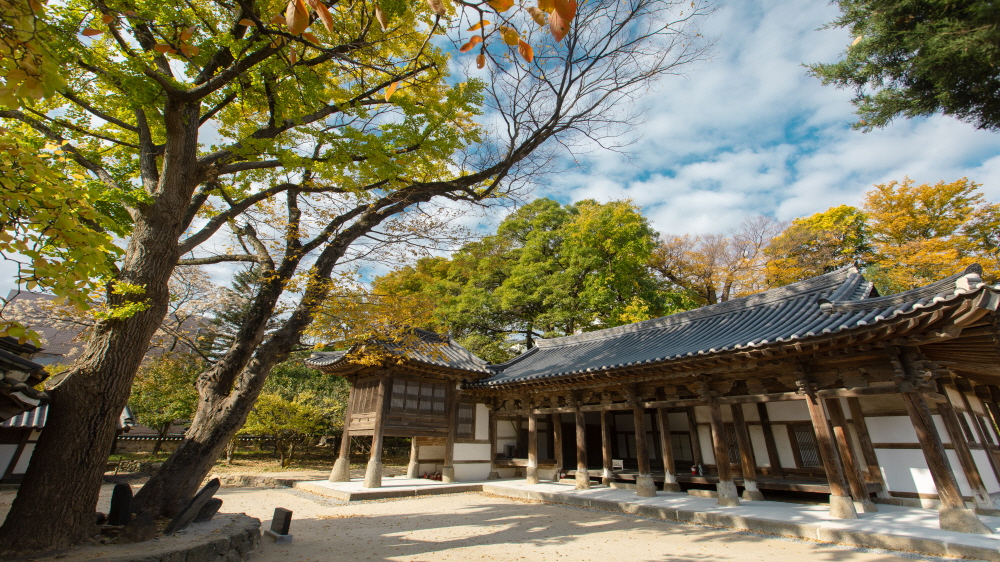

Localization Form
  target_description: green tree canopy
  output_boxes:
[765,205,871,287]
[810,0,1000,131]
[128,353,202,453]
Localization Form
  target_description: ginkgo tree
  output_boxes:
[0,0,710,554]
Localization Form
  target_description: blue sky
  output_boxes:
[532,0,1000,235]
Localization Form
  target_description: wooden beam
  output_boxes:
[846,397,888,497]
[575,399,590,489]
[901,389,967,509]
[731,404,763,500]
[552,412,564,479]
[803,390,857,518]
[487,409,500,480]
[526,412,539,484]
[657,407,680,492]
[938,383,995,512]
[687,407,704,466]
[707,401,739,506]
[826,398,877,512]
[956,380,1000,486]
[442,383,457,483]
[756,403,784,479]
[632,393,655,496]
[600,409,613,485]
[363,374,391,488]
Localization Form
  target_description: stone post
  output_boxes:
[329,385,354,482]
[363,375,391,488]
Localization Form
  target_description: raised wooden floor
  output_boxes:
[573,469,883,495]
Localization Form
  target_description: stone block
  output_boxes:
[743,518,819,539]
[940,507,994,535]
[109,483,133,526]
[364,460,383,488]
[828,494,858,520]
[165,478,221,534]
[945,541,1000,561]
[264,529,293,544]
[816,528,948,556]
[687,489,718,498]
[194,498,223,523]
[635,475,656,497]
[328,458,351,482]
[119,511,157,544]
[270,507,292,535]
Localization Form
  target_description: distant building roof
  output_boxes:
[0,336,48,422]
[306,328,490,375]
[468,265,998,389]
[1,403,136,430]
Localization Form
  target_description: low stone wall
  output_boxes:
[36,514,260,562]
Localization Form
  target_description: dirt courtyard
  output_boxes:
[214,488,943,562]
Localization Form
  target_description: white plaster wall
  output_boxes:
[866,415,918,443]
[418,445,445,461]
[763,401,810,422]
[698,425,714,465]
[693,406,710,424]
[771,424,797,469]
[741,403,760,422]
[748,425,770,467]
[667,412,688,431]
[454,462,491,481]
[877,449,938,496]
[0,444,16,476]
[966,391,987,415]
[416,462,439,475]
[454,443,491,462]
[720,406,733,423]
[475,404,489,441]
[972,449,1000,494]
[497,467,517,478]
[538,468,557,481]
[12,443,34,473]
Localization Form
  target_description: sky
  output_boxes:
[3,0,1000,297]
[531,0,1000,236]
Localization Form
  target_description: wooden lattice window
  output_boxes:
[789,424,822,469]
[457,403,475,439]
[388,379,446,415]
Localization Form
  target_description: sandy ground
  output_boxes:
[214,487,946,562]
[0,484,971,561]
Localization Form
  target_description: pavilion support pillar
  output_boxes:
[442,384,457,483]
[575,397,590,490]
[802,381,857,519]
[730,404,763,501]
[826,398,877,512]
[756,403,784,479]
[526,412,540,484]
[487,410,500,480]
[552,413,564,482]
[407,437,420,479]
[938,383,996,514]
[846,397,889,498]
[600,410,613,485]
[329,386,354,482]
[686,407,704,468]
[957,379,1000,488]
[364,375,391,488]
[630,388,655,497]
[657,407,681,492]
[894,350,992,534]
[706,401,739,507]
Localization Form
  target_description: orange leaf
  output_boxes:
[285,0,310,34]
[499,25,519,46]
[549,10,568,42]
[527,7,546,26]
[82,27,103,36]
[239,18,257,26]
[124,10,137,16]
[270,14,286,25]
[187,45,200,56]
[315,1,334,33]
[459,35,483,53]
[518,38,533,63]
[476,54,486,69]
[468,20,491,31]
[289,49,298,63]
[553,0,576,23]
[303,31,320,42]
[374,6,388,30]
[538,0,554,13]
[101,14,114,24]
[385,81,399,101]
[487,0,514,12]
[153,43,174,53]
[180,25,196,41]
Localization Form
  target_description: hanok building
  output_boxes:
[308,265,1000,534]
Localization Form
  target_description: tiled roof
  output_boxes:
[305,329,490,374]
[1,403,136,430]
[468,265,997,388]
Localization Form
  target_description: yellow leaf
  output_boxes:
[476,54,486,69]
[487,0,514,12]
[82,27,103,36]
[518,38,533,63]
[527,7,546,26]
[538,0,554,13]
[374,6,388,30]
[285,0,310,34]
[459,35,483,52]
[271,14,286,25]
[385,81,400,101]
[239,18,257,26]
[468,20,491,31]
[500,26,519,46]
[289,49,298,64]
[852,35,863,46]
[101,14,114,24]
[180,25,196,42]
[315,1,334,33]
[303,31,320,43]
[153,43,173,53]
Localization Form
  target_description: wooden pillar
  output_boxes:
[329,385,354,482]
[686,407,704,467]
[632,392,655,497]
[894,350,992,534]
[364,375,391,488]
[526,412,539,484]
[575,399,590,489]
[657,407,680,492]
[730,404,763,501]
[756,403,784,479]
[976,386,1000,445]
[986,386,1000,440]
[846,397,889,498]
[600,410,613,485]
[826,398,877,512]
[803,391,857,519]
[938,383,996,513]
[407,437,420,478]
[442,384,457,483]
[706,401,739,506]
[487,410,500,480]
[957,380,1000,487]
[551,413,564,481]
